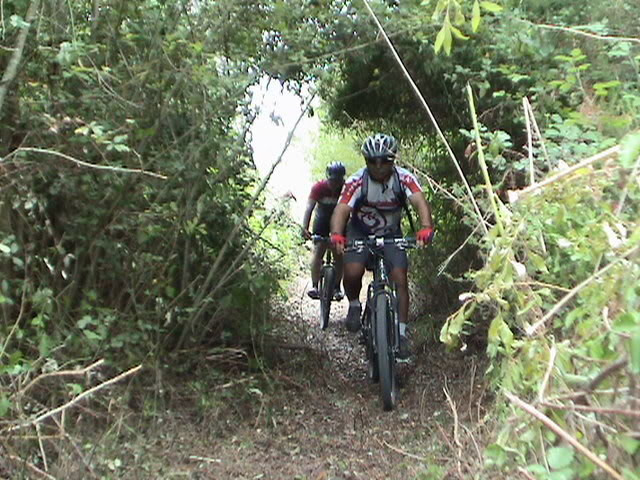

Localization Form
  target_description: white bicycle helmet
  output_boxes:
[361,133,398,160]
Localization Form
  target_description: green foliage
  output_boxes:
[309,119,363,180]
[440,131,640,476]
[0,0,306,439]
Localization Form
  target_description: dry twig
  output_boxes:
[19,359,105,396]
[4,147,168,180]
[538,343,557,403]
[505,392,624,480]
[526,246,638,336]
[5,365,142,432]
[541,402,640,418]
[7,454,57,480]
[518,466,538,480]
[377,438,427,461]
[512,146,620,201]
[443,382,462,449]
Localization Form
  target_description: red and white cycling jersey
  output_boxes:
[339,166,422,236]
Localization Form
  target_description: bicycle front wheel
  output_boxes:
[364,304,379,383]
[375,293,397,411]
[319,267,335,330]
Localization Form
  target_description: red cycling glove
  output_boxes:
[417,227,435,244]
[330,233,347,247]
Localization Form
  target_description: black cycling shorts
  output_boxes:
[343,224,408,271]
[312,212,332,237]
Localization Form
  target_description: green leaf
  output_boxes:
[614,312,640,332]
[83,330,102,341]
[9,15,30,29]
[488,314,504,344]
[68,383,84,395]
[77,315,94,329]
[433,0,448,19]
[527,464,547,475]
[630,328,640,374]
[453,8,465,25]
[484,443,508,467]
[617,434,640,455]
[619,132,640,168]
[528,252,549,273]
[593,80,621,90]
[0,395,11,417]
[434,24,447,54]
[479,1,503,12]
[472,0,481,31]
[450,25,469,40]
[440,302,476,346]
[549,469,575,480]
[38,333,51,357]
[443,22,453,55]
[547,446,574,469]
[113,144,131,152]
[622,468,640,480]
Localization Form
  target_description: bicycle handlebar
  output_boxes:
[312,234,420,250]
[345,236,417,252]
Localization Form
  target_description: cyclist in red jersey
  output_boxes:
[301,162,347,301]
[330,134,434,358]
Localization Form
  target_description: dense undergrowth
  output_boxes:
[440,131,640,479]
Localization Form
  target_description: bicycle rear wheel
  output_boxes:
[375,293,397,411]
[319,267,334,330]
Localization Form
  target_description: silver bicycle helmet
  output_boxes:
[361,133,398,160]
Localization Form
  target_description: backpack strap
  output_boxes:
[393,167,416,233]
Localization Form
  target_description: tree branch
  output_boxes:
[505,392,624,480]
[5,364,142,432]
[0,0,40,116]
[3,147,168,180]
[519,19,640,45]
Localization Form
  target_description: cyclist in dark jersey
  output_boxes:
[301,162,346,300]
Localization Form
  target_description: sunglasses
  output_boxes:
[366,157,394,166]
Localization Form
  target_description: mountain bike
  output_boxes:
[312,235,340,330]
[346,236,417,411]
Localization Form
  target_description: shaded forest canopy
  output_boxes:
[1,0,639,478]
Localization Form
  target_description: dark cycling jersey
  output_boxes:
[309,179,340,235]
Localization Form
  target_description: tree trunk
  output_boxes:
[0,0,41,117]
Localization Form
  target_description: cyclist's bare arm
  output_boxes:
[330,203,352,255]
[408,192,434,247]
[301,199,317,238]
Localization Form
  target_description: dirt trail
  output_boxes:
[180,278,489,480]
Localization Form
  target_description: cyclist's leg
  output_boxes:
[386,245,411,358]
[343,226,367,331]
[389,267,409,325]
[310,215,330,296]
[333,245,344,293]
[384,243,409,322]
[343,225,367,301]
[311,242,327,288]
[343,261,365,301]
